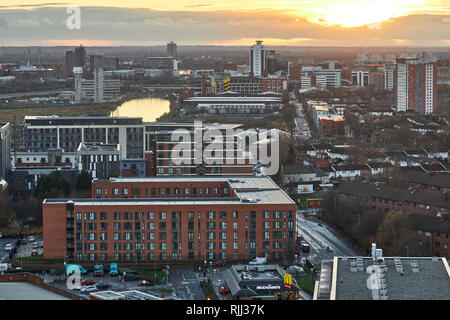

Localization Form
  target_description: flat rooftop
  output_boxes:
[47,176,295,205]
[0,282,70,300]
[334,257,450,300]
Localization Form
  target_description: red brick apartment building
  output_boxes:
[43,177,296,264]
[409,213,450,259]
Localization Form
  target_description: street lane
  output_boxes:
[296,214,357,265]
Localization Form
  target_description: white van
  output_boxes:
[249,257,267,265]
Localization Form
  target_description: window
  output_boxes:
[184,187,189,195]
[113,188,119,196]
[233,232,238,239]
[219,211,227,219]
[88,233,96,241]
[263,221,270,229]
[220,242,226,250]
[113,233,121,240]
[89,212,96,220]
[233,222,238,230]
[159,212,167,220]
[123,188,129,195]
[207,232,215,240]
[263,231,270,239]
[148,222,154,230]
[160,242,167,250]
[207,211,215,219]
[207,222,215,230]
[220,222,227,229]
[159,232,167,240]
[148,243,155,250]
[124,232,132,240]
[114,212,121,220]
[263,211,270,219]
[100,212,107,220]
[159,222,166,230]
[113,222,121,230]
[233,242,238,250]
[147,212,154,219]
[220,232,227,240]
[148,232,155,240]
[100,233,107,241]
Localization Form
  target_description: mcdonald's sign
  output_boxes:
[284,273,293,290]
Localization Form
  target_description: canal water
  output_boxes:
[111,98,170,122]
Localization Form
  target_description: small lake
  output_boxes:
[111,98,170,122]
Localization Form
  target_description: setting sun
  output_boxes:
[300,0,430,27]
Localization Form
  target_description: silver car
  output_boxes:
[80,285,97,293]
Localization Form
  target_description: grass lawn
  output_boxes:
[297,194,323,208]
[19,254,64,264]
[200,281,219,300]
[0,103,117,123]
[293,266,314,294]
[139,269,166,282]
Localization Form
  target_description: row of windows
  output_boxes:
[80,241,286,252]
[76,210,293,221]
[96,186,227,197]
[78,251,285,262]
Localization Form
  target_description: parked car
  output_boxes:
[10,233,18,238]
[96,283,111,291]
[80,285,97,293]
[0,233,3,238]
[81,279,96,286]
[32,242,39,249]
[219,286,229,295]
[289,266,305,274]
[5,244,12,252]
[27,235,36,242]
[212,260,226,267]
[39,241,43,248]
[326,246,333,253]
[31,249,38,256]
[123,272,140,282]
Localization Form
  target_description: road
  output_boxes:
[290,97,311,140]
[0,89,70,99]
[296,213,358,266]
[169,265,205,300]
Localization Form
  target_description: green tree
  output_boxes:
[75,170,92,191]
[34,171,73,199]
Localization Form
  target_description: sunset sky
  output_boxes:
[0,1,449,46]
